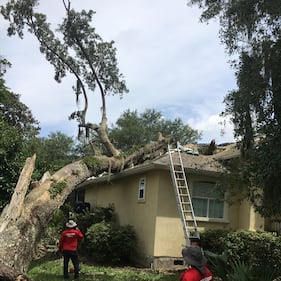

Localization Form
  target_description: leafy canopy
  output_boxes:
[188,0,281,216]
[109,109,202,152]
[0,60,40,209]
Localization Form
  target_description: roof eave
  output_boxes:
[76,162,223,190]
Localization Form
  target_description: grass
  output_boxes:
[27,258,181,281]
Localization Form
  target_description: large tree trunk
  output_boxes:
[0,139,171,280]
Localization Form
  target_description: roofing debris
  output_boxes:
[83,142,240,183]
[152,142,240,174]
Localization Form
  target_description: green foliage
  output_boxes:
[89,205,116,224]
[200,229,229,253]
[204,250,230,279]
[68,205,116,236]
[205,252,278,281]
[83,156,102,171]
[227,260,253,281]
[201,229,281,280]
[0,78,40,139]
[26,132,78,181]
[109,108,201,152]
[45,205,116,243]
[109,110,145,151]
[0,73,40,209]
[1,0,128,141]
[86,222,112,262]
[0,69,80,207]
[188,0,281,54]
[0,117,25,209]
[110,224,138,264]
[44,204,130,266]
[188,0,281,217]
[85,221,137,265]
[49,180,67,199]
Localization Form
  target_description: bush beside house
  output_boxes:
[42,205,137,266]
[201,229,281,280]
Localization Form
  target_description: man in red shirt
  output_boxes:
[180,246,213,281]
[59,220,84,279]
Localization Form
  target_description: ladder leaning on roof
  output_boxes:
[168,142,199,247]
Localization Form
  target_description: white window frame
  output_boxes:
[192,181,226,221]
[138,177,146,201]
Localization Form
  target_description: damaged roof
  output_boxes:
[79,143,240,187]
[149,143,239,173]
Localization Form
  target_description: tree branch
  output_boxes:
[0,155,36,233]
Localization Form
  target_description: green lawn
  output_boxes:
[27,258,181,281]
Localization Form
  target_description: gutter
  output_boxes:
[76,161,222,190]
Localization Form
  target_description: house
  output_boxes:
[75,143,265,268]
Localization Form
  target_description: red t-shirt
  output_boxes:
[180,266,213,281]
[59,229,84,252]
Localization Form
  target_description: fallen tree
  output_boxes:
[0,138,171,280]
[0,1,176,279]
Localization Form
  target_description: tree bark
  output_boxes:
[0,155,36,233]
[0,138,171,280]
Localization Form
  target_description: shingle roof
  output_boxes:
[78,144,240,187]
[152,143,239,174]
[152,151,225,174]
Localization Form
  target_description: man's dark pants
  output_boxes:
[63,250,79,279]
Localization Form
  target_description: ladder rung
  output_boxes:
[168,143,198,246]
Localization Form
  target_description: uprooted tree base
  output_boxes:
[0,138,171,281]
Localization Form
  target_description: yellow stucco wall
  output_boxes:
[83,168,264,259]
[236,200,264,231]
[84,172,160,257]
[154,170,186,257]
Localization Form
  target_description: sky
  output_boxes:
[0,0,237,144]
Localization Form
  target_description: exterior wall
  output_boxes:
[83,168,265,264]
[154,170,185,257]
[84,172,160,260]
[237,200,264,231]
[153,172,233,259]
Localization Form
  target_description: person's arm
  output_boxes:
[76,229,84,240]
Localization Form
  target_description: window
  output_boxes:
[192,181,224,219]
[138,177,146,200]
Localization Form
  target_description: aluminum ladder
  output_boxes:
[168,142,199,246]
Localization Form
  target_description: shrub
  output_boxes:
[85,221,137,265]
[200,229,229,253]
[110,224,138,264]
[43,204,138,266]
[43,204,116,247]
[202,229,281,280]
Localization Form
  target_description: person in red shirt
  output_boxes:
[59,220,84,279]
[180,246,213,281]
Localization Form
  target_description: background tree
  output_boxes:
[0,60,40,210]
[0,117,24,209]
[0,73,80,210]
[188,0,281,216]
[109,108,201,152]
[25,132,79,181]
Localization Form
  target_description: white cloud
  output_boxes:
[1,0,237,143]
[188,113,235,144]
